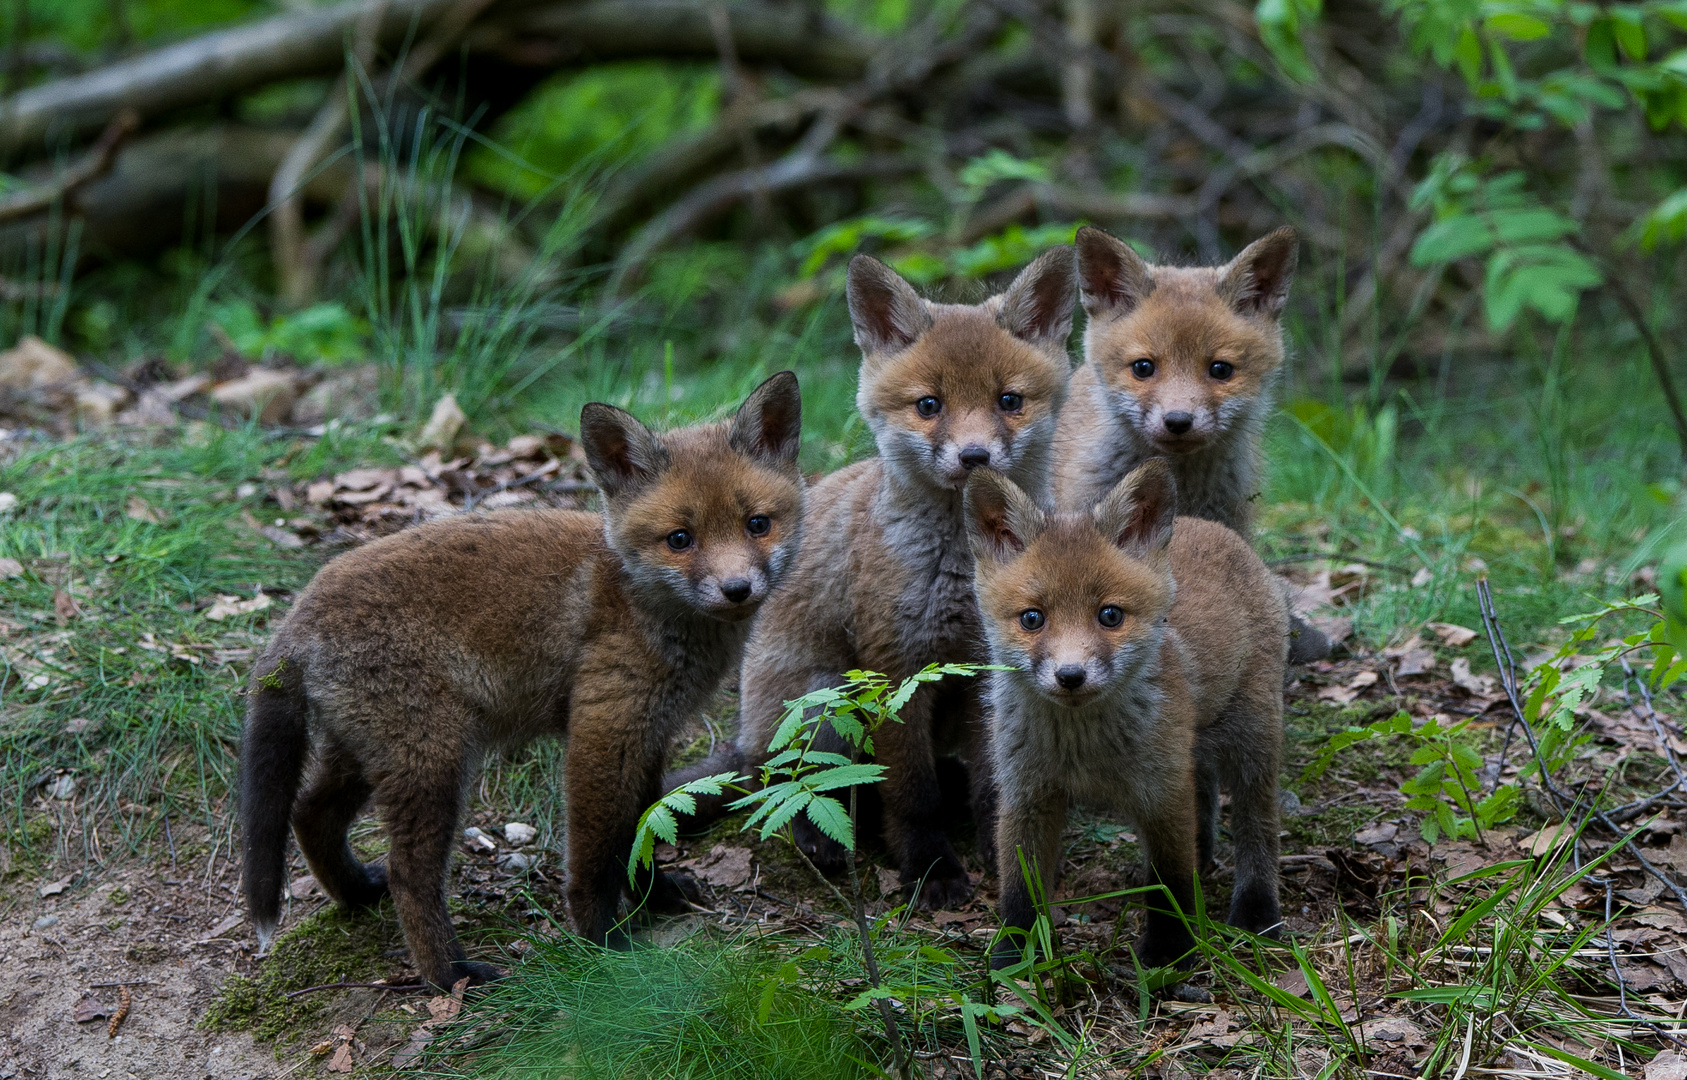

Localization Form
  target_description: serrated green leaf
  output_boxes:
[802,795,855,848]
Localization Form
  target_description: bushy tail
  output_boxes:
[660,746,746,834]
[240,655,309,953]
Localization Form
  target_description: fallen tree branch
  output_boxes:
[0,109,137,224]
[0,0,462,153]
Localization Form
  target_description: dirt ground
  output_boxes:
[1,855,274,1080]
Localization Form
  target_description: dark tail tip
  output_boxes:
[240,657,309,949]
[1287,614,1332,665]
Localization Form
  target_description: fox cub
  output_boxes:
[1053,225,1325,663]
[965,460,1287,968]
[671,249,1077,908]
[240,373,804,989]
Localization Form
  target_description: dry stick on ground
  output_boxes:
[0,109,137,225]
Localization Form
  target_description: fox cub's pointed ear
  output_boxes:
[997,245,1076,347]
[1076,226,1154,319]
[847,254,932,355]
[580,403,670,499]
[1094,459,1176,559]
[964,471,1044,562]
[729,370,802,469]
[1221,227,1298,319]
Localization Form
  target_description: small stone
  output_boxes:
[45,774,77,800]
[503,822,537,846]
[497,852,534,874]
[462,827,496,854]
[74,381,131,428]
[417,393,465,452]
[31,915,58,931]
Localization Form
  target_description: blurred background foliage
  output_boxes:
[0,0,1683,584]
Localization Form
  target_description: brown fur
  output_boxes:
[966,461,1287,967]
[239,374,804,989]
[1053,226,1297,531]
[669,250,1077,908]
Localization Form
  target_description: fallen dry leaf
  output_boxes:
[326,1043,355,1072]
[0,557,22,579]
[1360,1015,1427,1047]
[1318,669,1377,705]
[1519,823,1577,859]
[1427,621,1479,648]
[1272,969,1310,997]
[418,393,466,452]
[288,874,318,900]
[52,588,81,624]
[197,912,243,942]
[681,844,754,889]
[1307,614,1353,646]
[1353,822,1398,846]
[204,591,272,621]
[72,996,112,1023]
[1647,1049,1687,1080]
[1449,657,1496,696]
[38,875,72,897]
[124,495,162,524]
[392,1028,436,1069]
[1388,637,1435,677]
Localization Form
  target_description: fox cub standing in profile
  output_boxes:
[240,373,804,989]
[1053,225,1325,662]
[671,249,1077,908]
[965,460,1287,968]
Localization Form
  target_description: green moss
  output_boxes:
[202,903,406,1043]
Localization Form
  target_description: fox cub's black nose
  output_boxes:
[1163,411,1194,435]
[721,578,753,603]
[958,445,991,470]
[1055,665,1087,690]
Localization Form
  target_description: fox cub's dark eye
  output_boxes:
[666,529,693,551]
[915,396,941,418]
[1130,359,1156,379]
[1208,361,1234,381]
[998,392,1024,413]
[1098,605,1124,628]
[746,515,771,536]
[1020,609,1046,631]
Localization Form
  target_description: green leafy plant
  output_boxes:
[1305,711,1522,842]
[630,662,996,1078]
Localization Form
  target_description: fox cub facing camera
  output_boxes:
[670,249,1077,908]
[240,373,804,989]
[965,460,1287,968]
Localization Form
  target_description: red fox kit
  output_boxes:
[240,373,804,989]
[1054,225,1326,662]
[964,460,1287,967]
[670,249,1077,907]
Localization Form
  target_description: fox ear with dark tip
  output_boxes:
[1076,226,1155,319]
[847,254,933,356]
[580,403,670,500]
[1221,227,1298,319]
[729,370,802,471]
[1094,459,1177,560]
[996,245,1077,348]
[964,470,1045,563]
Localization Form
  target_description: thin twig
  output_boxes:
[0,108,137,224]
[283,979,430,1000]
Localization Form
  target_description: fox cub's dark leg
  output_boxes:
[378,741,500,990]
[1132,792,1200,969]
[791,716,852,874]
[991,792,1068,970]
[878,690,973,909]
[565,700,687,947]
[1194,757,1221,873]
[292,734,388,908]
[1219,724,1282,936]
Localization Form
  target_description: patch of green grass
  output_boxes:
[0,424,385,863]
[419,929,878,1080]
[204,902,408,1043]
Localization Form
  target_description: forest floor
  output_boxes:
[1,376,1685,1078]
